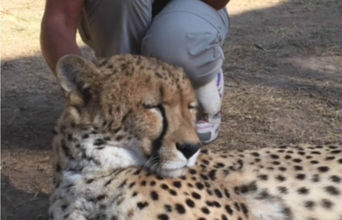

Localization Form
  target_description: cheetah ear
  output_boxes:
[56,54,99,105]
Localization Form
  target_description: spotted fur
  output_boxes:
[52,54,200,186]
[50,55,341,220]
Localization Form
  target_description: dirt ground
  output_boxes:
[1,0,341,219]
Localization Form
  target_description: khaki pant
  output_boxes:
[79,0,229,87]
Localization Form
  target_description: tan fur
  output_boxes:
[50,55,341,220]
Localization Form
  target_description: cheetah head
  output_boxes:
[56,54,201,177]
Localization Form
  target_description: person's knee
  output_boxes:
[142,28,224,87]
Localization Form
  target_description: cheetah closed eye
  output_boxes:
[49,55,341,220]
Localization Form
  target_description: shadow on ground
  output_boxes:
[1,175,49,220]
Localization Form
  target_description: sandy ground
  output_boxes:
[1,0,341,219]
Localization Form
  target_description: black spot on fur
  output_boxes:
[224,189,231,198]
[282,207,292,220]
[191,192,201,200]
[201,207,210,214]
[175,203,186,214]
[164,204,172,212]
[278,186,288,194]
[256,190,269,200]
[325,186,340,195]
[331,150,341,154]
[196,182,204,190]
[169,189,177,196]
[297,187,309,195]
[292,158,302,163]
[200,174,209,180]
[161,184,169,190]
[270,154,279,159]
[115,135,124,141]
[234,202,240,211]
[312,174,320,182]
[311,151,321,155]
[189,169,196,174]
[157,214,169,220]
[279,166,287,171]
[133,169,142,175]
[297,151,306,155]
[325,156,335,160]
[137,201,149,209]
[330,175,341,183]
[119,180,127,188]
[276,175,286,182]
[305,201,315,210]
[202,159,210,165]
[296,174,306,180]
[272,161,281,165]
[225,205,234,215]
[129,182,135,188]
[156,175,164,180]
[150,191,159,200]
[215,162,225,168]
[173,181,182,188]
[96,194,106,201]
[205,201,213,207]
[86,178,94,184]
[214,189,223,198]
[267,167,274,171]
[321,199,333,209]
[140,180,147,186]
[294,165,303,171]
[213,201,221,208]
[185,198,195,208]
[201,149,208,154]
[284,155,292,160]
[258,174,268,180]
[208,170,216,180]
[240,203,249,216]
[317,166,329,172]
[251,152,260,157]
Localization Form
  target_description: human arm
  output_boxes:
[201,0,230,10]
[40,0,84,74]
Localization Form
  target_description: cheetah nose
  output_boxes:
[176,143,201,159]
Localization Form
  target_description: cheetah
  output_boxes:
[49,54,342,220]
